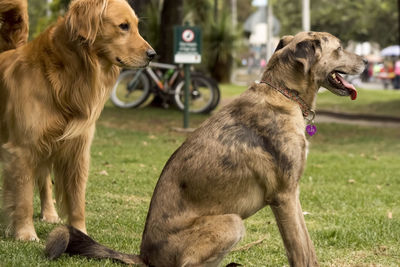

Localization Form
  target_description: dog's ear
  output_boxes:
[65,0,107,45]
[293,39,321,73]
[0,0,29,50]
[274,35,294,52]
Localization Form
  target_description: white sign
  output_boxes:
[174,54,201,64]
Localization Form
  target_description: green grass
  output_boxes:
[220,83,249,98]
[317,89,400,117]
[220,84,400,117]
[1,87,400,266]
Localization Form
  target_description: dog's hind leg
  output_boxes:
[174,214,245,267]
[38,167,60,224]
[270,187,319,267]
[2,143,38,241]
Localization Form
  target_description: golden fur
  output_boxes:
[45,32,366,266]
[0,0,154,241]
[0,0,28,50]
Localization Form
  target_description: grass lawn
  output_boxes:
[1,86,400,266]
[220,84,400,117]
[316,89,400,117]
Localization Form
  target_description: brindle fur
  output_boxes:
[46,32,366,267]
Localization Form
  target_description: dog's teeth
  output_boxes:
[332,73,336,79]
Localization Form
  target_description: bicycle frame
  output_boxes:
[112,62,220,113]
[138,62,182,92]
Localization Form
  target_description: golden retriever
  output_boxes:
[46,32,366,266]
[0,0,28,51]
[0,0,155,241]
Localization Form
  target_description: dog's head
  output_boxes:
[65,0,156,68]
[271,32,367,100]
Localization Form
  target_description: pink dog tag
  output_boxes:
[306,124,317,136]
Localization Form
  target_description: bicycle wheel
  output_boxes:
[203,75,220,112]
[110,70,151,108]
[173,74,218,114]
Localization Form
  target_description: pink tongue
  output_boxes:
[335,73,357,100]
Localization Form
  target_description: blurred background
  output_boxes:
[29,0,400,89]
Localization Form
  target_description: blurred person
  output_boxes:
[379,61,395,89]
[260,58,267,68]
[372,63,382,82]
[247,55,255,74]
[394,59,400,89]
[361,62,370,82]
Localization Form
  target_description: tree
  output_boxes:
[398,0,400,46]
[236,0,255,23]
[214,0,218,21]
[204,10,237,82]
[28,0,47,38]
[58,0,70,10]
[28,0,70,39]
[158,0,183,63]
[184,0,212,26]
[273,0,398,48]
[127,0,146,15]
[127,0,152,34]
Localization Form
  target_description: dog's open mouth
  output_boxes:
[327,71,357,100]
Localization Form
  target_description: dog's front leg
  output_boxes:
[2,143,39,241]
[53,129,94,234]
[270,187,319,267]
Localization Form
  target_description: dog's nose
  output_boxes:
[146,50,157,61]
[362,58,368,65]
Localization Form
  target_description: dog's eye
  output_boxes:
[119,23,130,31]
[337,46,342,51]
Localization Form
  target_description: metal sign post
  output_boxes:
[173,24,202,129]
[183,64,191,128]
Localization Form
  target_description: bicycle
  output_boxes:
[110,62,220,114]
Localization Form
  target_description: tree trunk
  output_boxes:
[127,0,145,14]
[158,0,183,63]
[214,0,218,22]
[212,56,233,83]
[398,0,400,47]
[127,0,150,34]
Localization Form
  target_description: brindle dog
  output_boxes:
[46,32,367,267]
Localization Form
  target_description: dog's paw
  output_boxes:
[15,229,39,242]
[40,213,61,224]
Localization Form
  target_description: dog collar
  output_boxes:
[259,80,315,119]
[260,80,317,136]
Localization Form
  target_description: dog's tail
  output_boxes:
[45,226,146,266]
[0,0,29,52]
